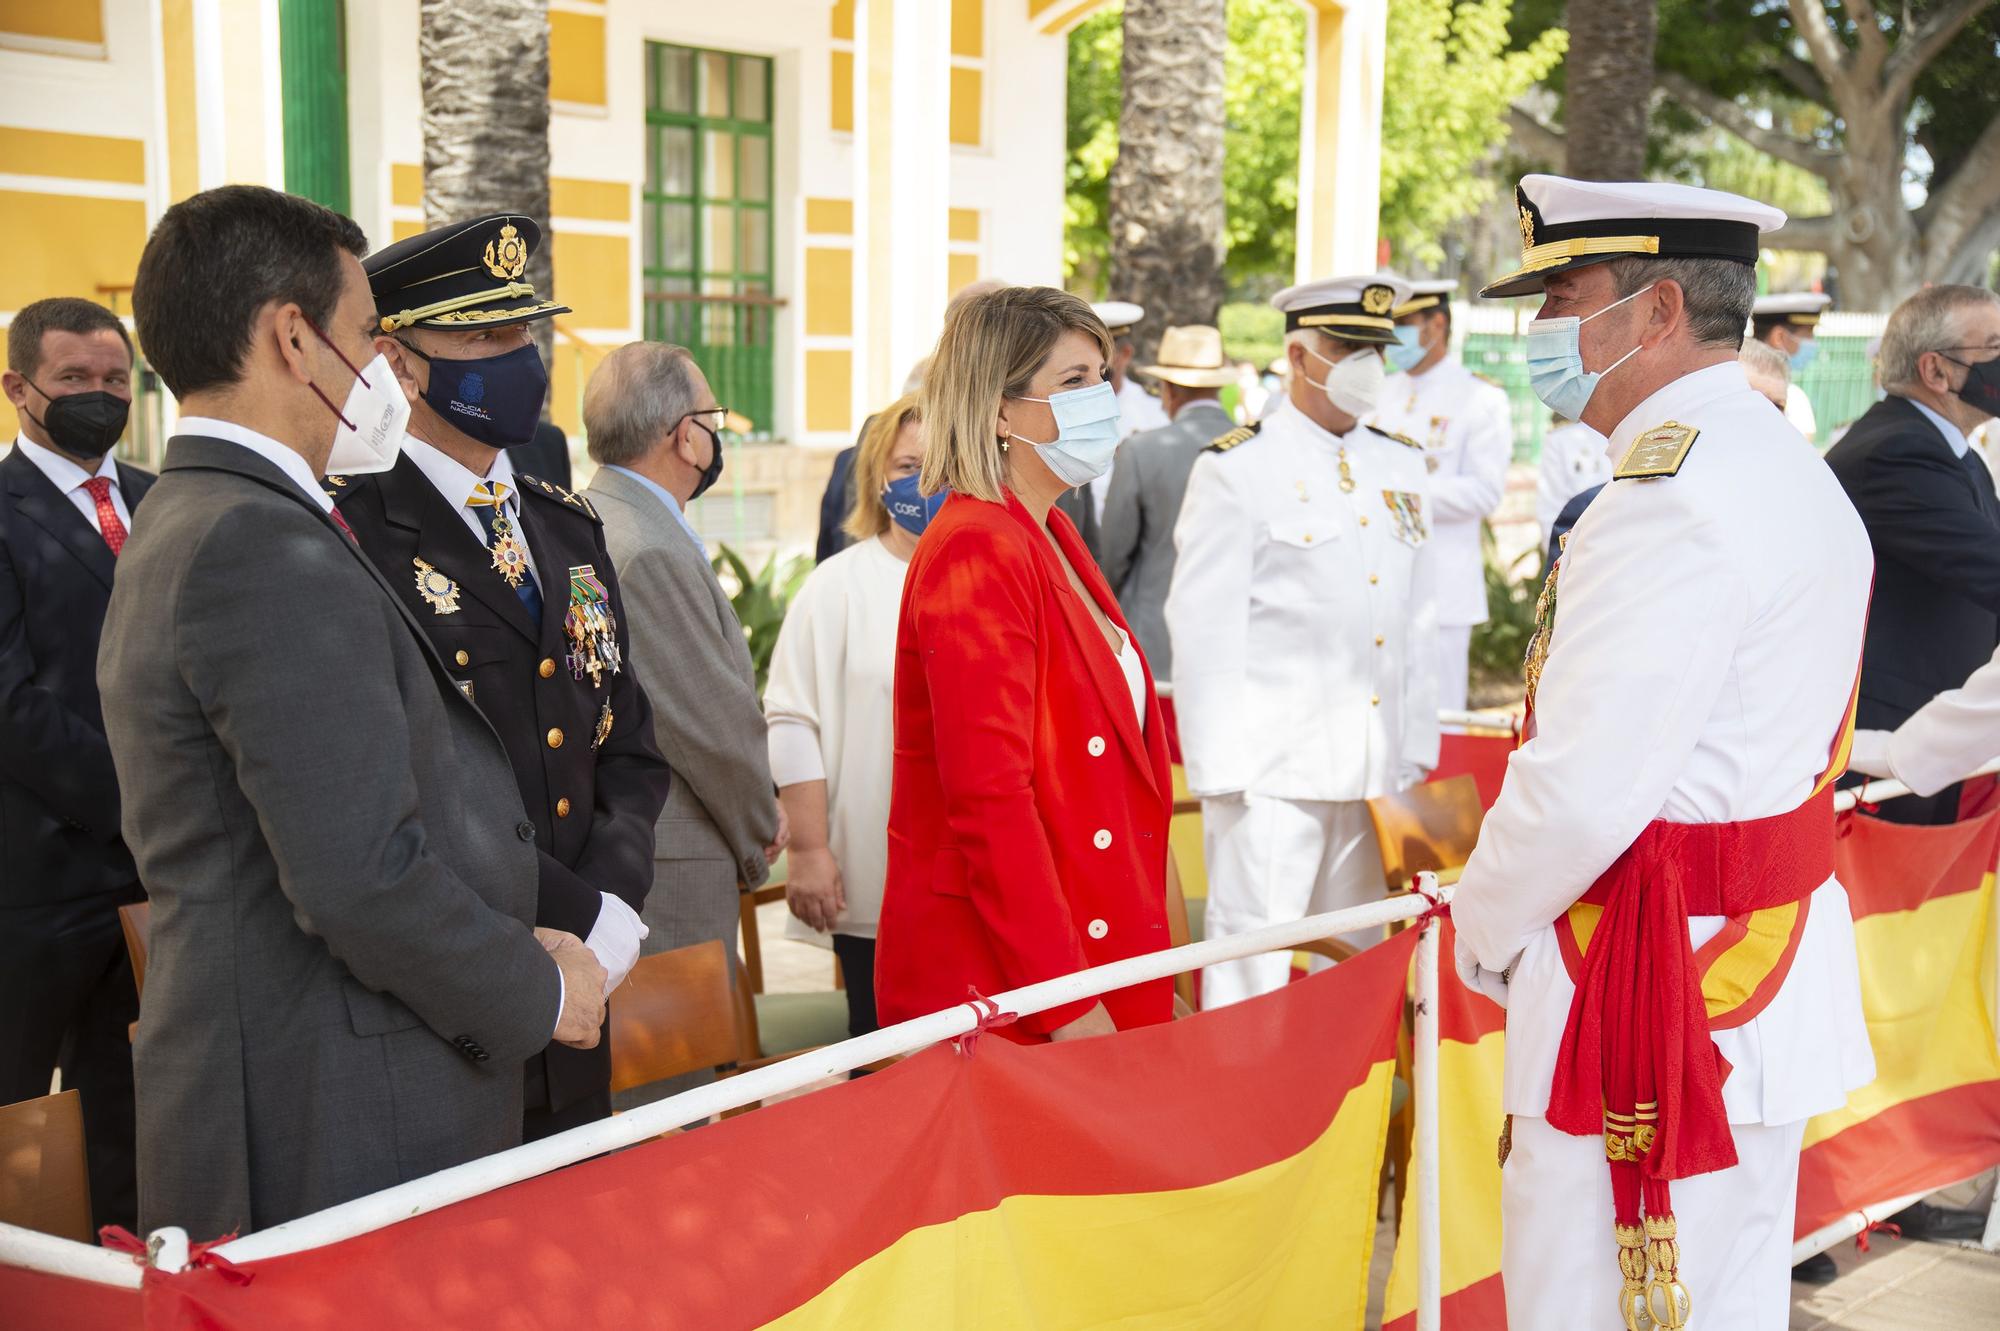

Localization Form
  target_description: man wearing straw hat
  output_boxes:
[1453,175,1875,1329]
[1097,323,1240,681]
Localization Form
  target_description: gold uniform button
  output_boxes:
[547,728,564,749]
[1371,694,1381,706]
[1369,573,1380,585]
[1359,515,1370,527]
[556,798,572,818]
[538,658,556,679]
[1375,634,1385,647]
[454,649,469,666]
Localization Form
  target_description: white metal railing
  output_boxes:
[0,882,1453,1330]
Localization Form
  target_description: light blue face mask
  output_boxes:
[1524,283,1654,420]
[1008,380,1123,488]
[1788,338,1819,375]
[1384,325,1427,374]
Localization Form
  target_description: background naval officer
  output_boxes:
[334,213,672,1139]
[1751,290,1833,441]
[1371,276,1513,711]
[1166,273,1439,1008]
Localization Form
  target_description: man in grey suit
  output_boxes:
[1097,324,1243,679]
[582,344,785,1024]
[98,185,605,1239]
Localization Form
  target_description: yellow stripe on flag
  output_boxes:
[1804,873,2000,1149]
[1702,900,1800,1021]
[1382,1030,1506,1327]
[758,1060,1398,1330]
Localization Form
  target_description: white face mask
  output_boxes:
[1301,340,1387,418]
[319,350,412,475]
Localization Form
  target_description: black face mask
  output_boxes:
[23,382,129,461]
[688,418,725,501]
[1944,353,2000,417]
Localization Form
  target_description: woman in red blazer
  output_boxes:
[876,286,1178,1042]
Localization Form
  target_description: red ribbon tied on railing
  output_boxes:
[1411,876,1451,927]
[1853,1219,1902,1254]
[99,1225,255,1285]
[953,987,1018,1057]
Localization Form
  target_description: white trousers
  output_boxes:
[1436,623,1472,714]
[1502,1114,1806,1330]
[1198,795,1385,1008]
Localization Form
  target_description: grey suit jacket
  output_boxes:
[97,436,559,1239]
[586,466,778,890]
[1096,400,1237,678]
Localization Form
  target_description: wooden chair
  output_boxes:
[608,940,747,1095]
[118,901,150,998]
[1364,773,1485,891]
[0,1090,93,1243]
[736,880,789,996]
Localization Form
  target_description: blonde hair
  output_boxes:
[843,394,923,541]
[918,286,1111,502]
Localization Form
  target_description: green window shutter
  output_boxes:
[279,0,351,214]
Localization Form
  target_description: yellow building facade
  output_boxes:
[1,0,1385,547]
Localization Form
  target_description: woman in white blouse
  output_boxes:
[765,395,934,1036]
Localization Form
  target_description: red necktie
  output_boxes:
[82,477,127,556]
[329,507,359,544]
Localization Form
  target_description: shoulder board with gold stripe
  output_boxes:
[1205,422,1260,453]
[1472,371,1503,389]
[518,474,602,522]
[1367,425,1424,450]
[1614,422,1700,480]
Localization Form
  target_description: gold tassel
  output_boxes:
[1615,1222,1653,1331]
[1643,1213,1692,1330]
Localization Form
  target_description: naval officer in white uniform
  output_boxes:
[1370,278,1513,711]
[1751,291,1832,443]
[1453,176,1875,1331]
[1167,273,1439,1007]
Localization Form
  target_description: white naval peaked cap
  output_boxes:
[1092,301,1145,336]
[1482,174,1787,299]
[1392,277,1458,318]
[1270,272,1414,346]
[1751,291,1833,325]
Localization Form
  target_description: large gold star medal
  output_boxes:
[562,564,623,687]
[487,513,532,588]
[412,557,462,614]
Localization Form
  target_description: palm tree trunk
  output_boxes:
[1108,0,1227,368]
[1564,0,1655,180]
[418,0,556,370]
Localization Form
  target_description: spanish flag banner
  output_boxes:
[1795,806,2000,1236]
[1381,918,1509,1329]
[87,930,1418,1331]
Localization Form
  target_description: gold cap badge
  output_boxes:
[1361,284,1395,317]
[1519,203,1536,252]
[484,223,529,280]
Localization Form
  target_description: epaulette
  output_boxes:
[1205,422,1260,453]
[1368,425,1424,450]
[519,473,601,521]
[1613,421,1700,480]
[1473,371,1503,389]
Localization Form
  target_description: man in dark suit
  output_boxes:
[1826,284,2000,824]
[102,185,605,1238]
[0,297,151,1230]
[337,214,672,1139]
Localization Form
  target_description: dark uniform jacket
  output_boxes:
[0,446,153,907]
[334,451,672,1115]
[1825,394,2000,821]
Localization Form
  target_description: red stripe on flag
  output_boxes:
[0,1263,139,1331]
[1834,804,2000,918]
[1383,1270,1508,1331]
[1437,919,1506,1046]
[1434,733,1513,812]
[1794,1078,2000,1237]
[134,931,1418,1331]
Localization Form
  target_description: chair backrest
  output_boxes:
[1364,773,1486,891]
[0,1090,93,1243]
[118,901,150,998]
[607,940,744,1094]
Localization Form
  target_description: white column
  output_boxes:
[853,0,951,410]
[1295,0,1387,279]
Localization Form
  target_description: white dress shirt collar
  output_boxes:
[174,416,333,514]
[14,433,118,497]
[402,433,521,511]
[1904,396,1970,458]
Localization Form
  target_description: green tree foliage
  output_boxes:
[1381,0,1567,268]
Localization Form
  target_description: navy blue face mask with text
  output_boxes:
[402,341,548,448]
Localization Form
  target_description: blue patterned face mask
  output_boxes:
[1384,325,1426,374]
[882,472,945,535]
[1008,380,1124,487]
[1524,284,1653,421]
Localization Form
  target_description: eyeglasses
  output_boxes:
[676,407,730,434]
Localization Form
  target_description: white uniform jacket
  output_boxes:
[1370,358,1512,628]
[1454,361,1877,1127]
[1166,400,1440,802]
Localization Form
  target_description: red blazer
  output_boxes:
[876,490,1175,1039]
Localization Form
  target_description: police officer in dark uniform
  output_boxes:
[331,213,672,1139]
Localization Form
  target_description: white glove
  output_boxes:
[1844,729,1895,781]
[1454,933,1512,1009]
[584,892,649,996]
[1399,763,1432,792]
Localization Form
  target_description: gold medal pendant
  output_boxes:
[562,564,621,688]
[488,513,532,589]
[412,557,462,614]
[593,698,614,750]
